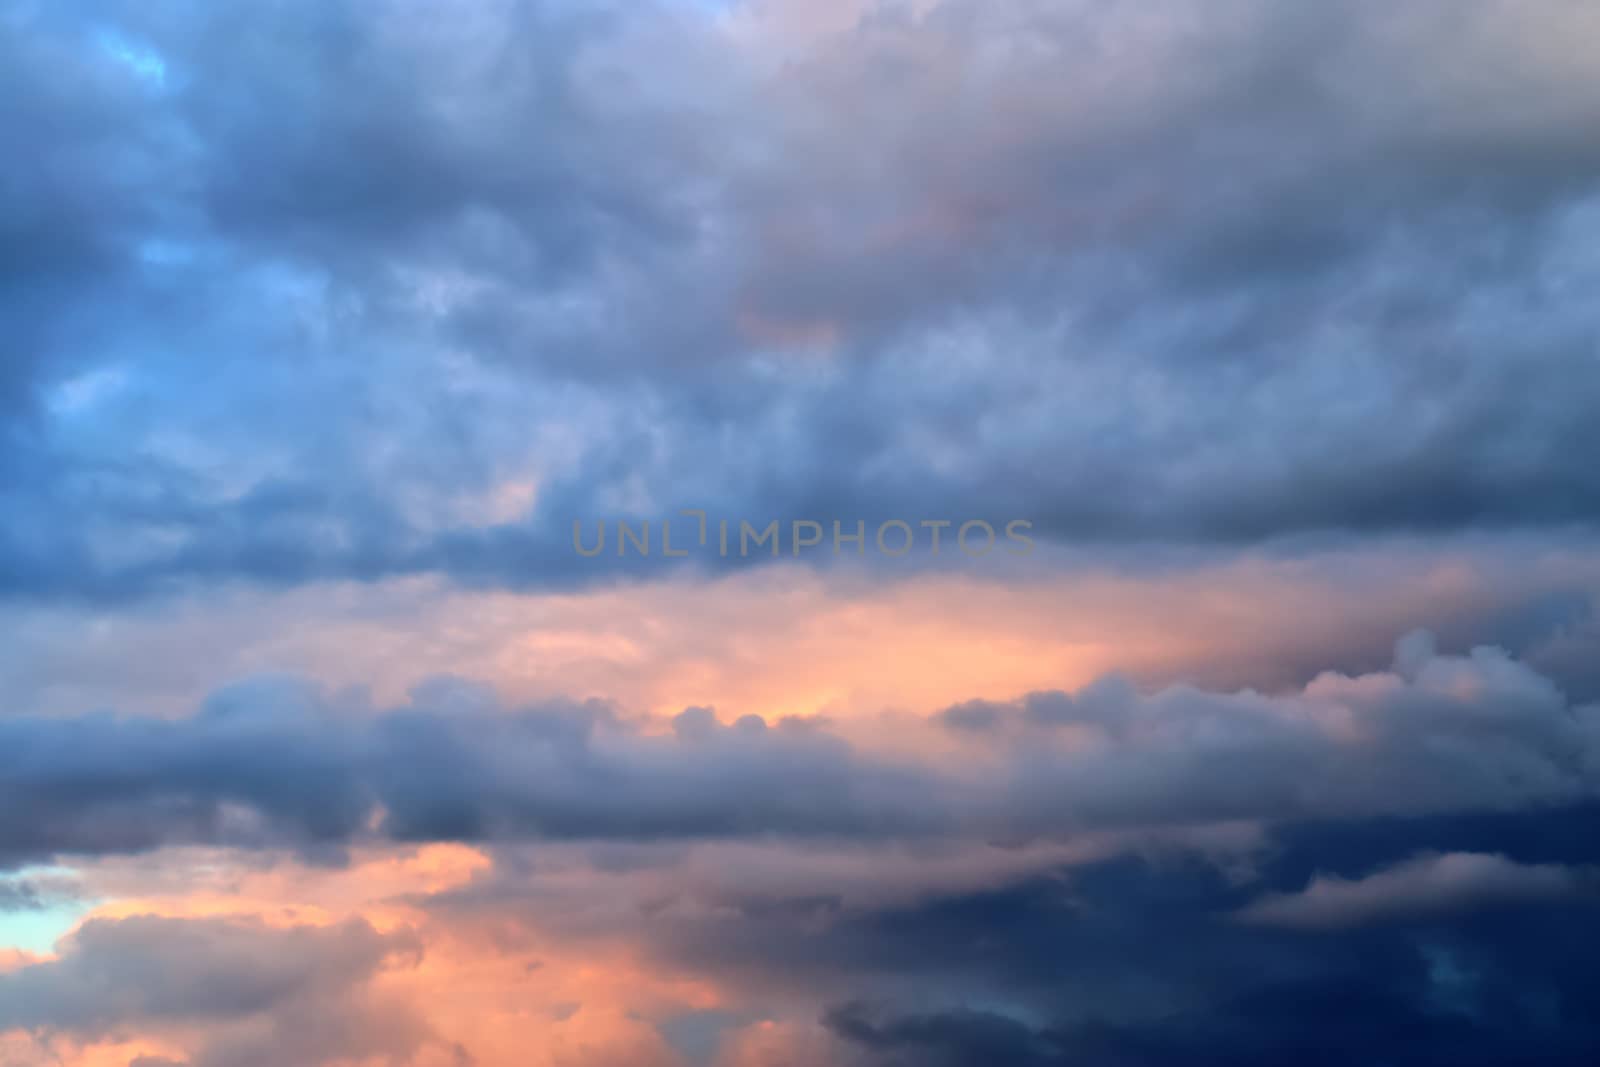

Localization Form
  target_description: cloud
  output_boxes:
[5,0,1600,605]
[9,541,1600,729]
[2,633,1596,868]
[0,882,43,913]
[9,4,1600,1062]
[787,838,1600,1066]
[0,914,442,1067]
[1236,851,1594,929]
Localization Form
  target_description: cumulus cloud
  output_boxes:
[2,633,1596,868]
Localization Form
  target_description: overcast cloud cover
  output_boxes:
[3,0,1600,1064]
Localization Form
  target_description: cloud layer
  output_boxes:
[6,0,1600,601]
[7,1,1600,1064]
[3,634,1595,870]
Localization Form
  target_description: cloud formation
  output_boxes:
[5,0,1600,602]
[8,1,1600,1063]
[1235,851,1595,929]
[0,915,447,1067]
[3,634,1596,869]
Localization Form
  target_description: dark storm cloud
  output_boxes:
[2,634,1596,868]
[822,965,1600,1067]
[644,811,1600,1066]
[413,802,1600,1065]
[807,836,1600,1066]
[5,0,1600,603]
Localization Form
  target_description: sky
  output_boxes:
[3,0,1600,1064]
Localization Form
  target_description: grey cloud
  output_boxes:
[5,0,1600,604]
[0,914,437,1067]
[2,634,1597,868]
[1236,851,1595,929]
[0,881,43,912]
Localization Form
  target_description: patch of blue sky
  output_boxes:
[0,867,95,956]
[139,238,200,267]
[663,0,741,17]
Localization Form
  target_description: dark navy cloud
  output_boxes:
[408,803,1600,1065]
[639,810,1600,1065]
[811,832,1600,1066]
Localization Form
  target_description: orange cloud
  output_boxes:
[33,846,734,1067]
[12,544,1596,724]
